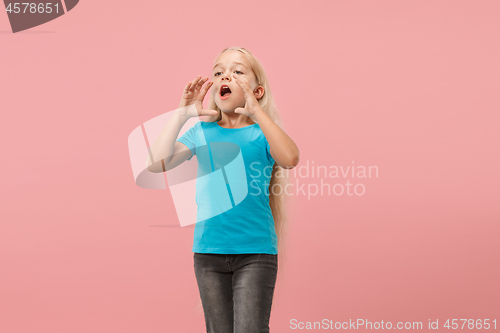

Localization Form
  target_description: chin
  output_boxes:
[217,103,236,113]
[216,98,244,113]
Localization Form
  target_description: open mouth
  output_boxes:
[220,84,232,100]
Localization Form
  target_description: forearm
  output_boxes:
[147,107,190,169]
[253,107,300,168]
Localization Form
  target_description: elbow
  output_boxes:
[289,154,300,169]
[147,159,167,173]
[147,165,159,173]
[146,159,158,173]
[290,151,300,169]
[279,153,300,169]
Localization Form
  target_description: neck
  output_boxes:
[218,112,254,128]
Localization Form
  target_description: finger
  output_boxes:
[201,81,213,95]
[196,81,212,102]
[184,81,193,93]
[191,76,203,91]
[200,108,218,116]
[200,82,213,99]
[195,76,208,92]
[233,73,247,82]
[233,74,251,94]
[187,80,198,93]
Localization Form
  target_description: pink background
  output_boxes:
[1,1,499,332]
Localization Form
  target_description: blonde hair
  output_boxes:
[194,46,292,314]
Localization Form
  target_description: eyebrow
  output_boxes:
[213,62,248,70]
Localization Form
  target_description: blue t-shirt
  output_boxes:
[176,120,277,254]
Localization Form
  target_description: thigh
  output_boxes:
[193,253,234,333]
[232,254,278,333]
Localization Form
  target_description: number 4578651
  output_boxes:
[444,319,496,330]
[6,3,60,14]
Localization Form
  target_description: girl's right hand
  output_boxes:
[177,75,219,119]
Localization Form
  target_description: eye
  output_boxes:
[214,70,243,76]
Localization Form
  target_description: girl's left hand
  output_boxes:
[233,73,261,118]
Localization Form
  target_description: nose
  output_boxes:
[221,71,232,81]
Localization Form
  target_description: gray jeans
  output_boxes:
[193,253,278,333]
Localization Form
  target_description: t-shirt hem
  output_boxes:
[193,247,278,255]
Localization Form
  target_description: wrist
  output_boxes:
[252,107,265,121]
[175,104,196,121]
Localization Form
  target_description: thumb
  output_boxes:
[202,109,218,115]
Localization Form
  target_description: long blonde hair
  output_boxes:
[194,46,292,313]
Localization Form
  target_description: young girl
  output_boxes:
[148,46,299,333]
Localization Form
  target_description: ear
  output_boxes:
[253,86,265,100]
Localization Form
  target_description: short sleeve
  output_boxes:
[266,140,275,166]
[176,122,199,161]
